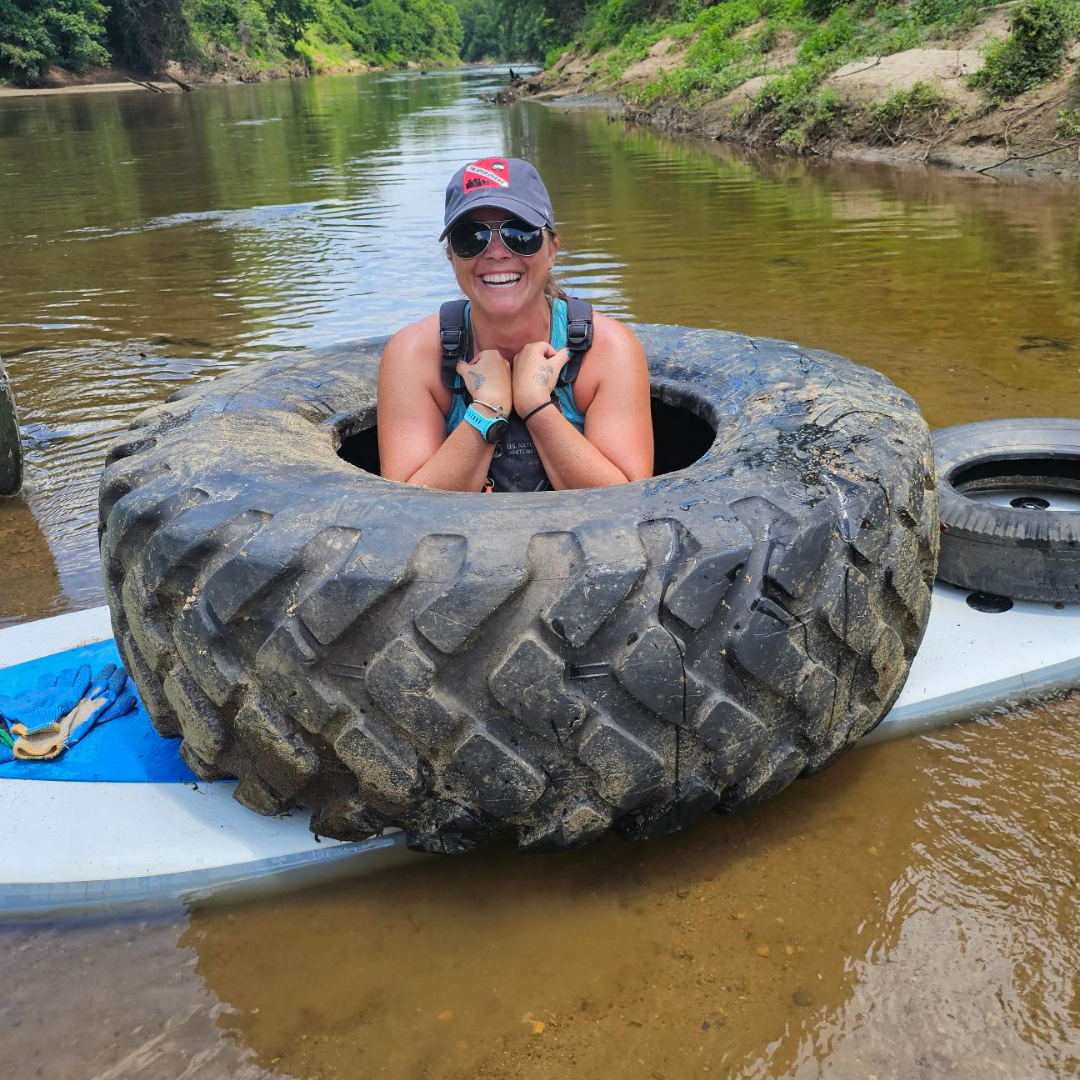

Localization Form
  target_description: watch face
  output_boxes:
[486,418,509,443]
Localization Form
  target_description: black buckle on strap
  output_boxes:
[566,318,593,352]
[441,326,465,357]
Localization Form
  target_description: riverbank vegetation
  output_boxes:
[970,0,1078,99]
[4,0,1079,178]
[0,0,464,83]
[551,0,1076,108]
[525,0,1080,171]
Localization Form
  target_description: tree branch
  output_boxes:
[122,76,164,93]
[162,71,194,92]
[975,141,1079,174]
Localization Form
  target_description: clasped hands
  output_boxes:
[455,342,567,420]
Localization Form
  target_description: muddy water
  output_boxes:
[187,701,1080,1080]
[4,698,1080,1079]
[3,66,1080,1080]
[2,67,1080,621]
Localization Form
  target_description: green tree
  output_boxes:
[1,0,467,82]
[970,0,1079,99]
[0,0,110,81]
[267,0,317,43]
[108,0,189,71]
[495,0,590,59]
[456,0,503,59]
[185,0,275,55]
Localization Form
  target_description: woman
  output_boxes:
[378,157,653,492]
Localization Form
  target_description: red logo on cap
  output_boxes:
[463,158,510,193]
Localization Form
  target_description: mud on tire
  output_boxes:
[99,326,938,853]
[0,359,22,498]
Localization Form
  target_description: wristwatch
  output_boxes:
[463,404,508,444]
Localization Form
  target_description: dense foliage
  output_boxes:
[0,0,109,78]
[0,0,463,81]
[969,0,1079,100]
[107,0,187,70]
[8,0,1074,93]
[456,0,502,59]
[452,0,589,61]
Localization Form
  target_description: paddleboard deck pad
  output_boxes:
[2,586,1078,915]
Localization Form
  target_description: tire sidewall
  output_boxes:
[100,326,938,850]
[935,418,1080,601]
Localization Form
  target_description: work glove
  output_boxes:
[89,664,138,727]
[0,665,92,735]
[12,663,138,761]
[0,727,13,765]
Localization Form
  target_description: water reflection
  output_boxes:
[0,904,263,1080]
[774,696,1080,1080]
[0,492,62,627]
[180,697,1080,1079]
[2,64,1080,1080]
[0,69,531,611]
[0,699,1077,1078]
[3,68,1080,618]
[185,738,914,1080]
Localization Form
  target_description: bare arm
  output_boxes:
[377,320,510,491]
[403,422,497,492]
[513,317,653,489]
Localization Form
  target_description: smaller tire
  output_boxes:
[0,359,22,498]
[935,418,1080,602]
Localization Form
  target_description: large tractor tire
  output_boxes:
[0,359,22,498]
[99,326,938,853]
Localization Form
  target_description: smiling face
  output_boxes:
[448,207,559,320]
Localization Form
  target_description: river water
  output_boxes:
[2,66,1080,1080]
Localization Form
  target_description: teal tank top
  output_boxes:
[445,297,586,492]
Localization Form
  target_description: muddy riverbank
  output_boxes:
[0,53,434,99]
[526,5,1080,183]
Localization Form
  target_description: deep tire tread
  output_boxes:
[99,328,938,851]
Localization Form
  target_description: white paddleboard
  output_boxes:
[1,585,1077,915]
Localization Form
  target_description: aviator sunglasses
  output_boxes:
[447,217,547,260]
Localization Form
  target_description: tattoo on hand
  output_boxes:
[533,364,553,387]
[469,372,486,390]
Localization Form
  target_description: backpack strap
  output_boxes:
[439,299,469,392]
[441,296,593,390]
[558,296,594,387]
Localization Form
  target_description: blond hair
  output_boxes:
[543,228,566,300]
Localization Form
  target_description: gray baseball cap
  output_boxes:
[440,157,555,239]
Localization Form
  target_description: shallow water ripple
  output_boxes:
[2,72,1080,1076]
[3,70,1080,616]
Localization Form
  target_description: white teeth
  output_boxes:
[481,273,521,287]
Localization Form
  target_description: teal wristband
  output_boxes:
[464,405,508,444]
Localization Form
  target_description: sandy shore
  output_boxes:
[0,56,436,101]
[0,80,179,98]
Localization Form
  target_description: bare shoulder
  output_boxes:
[379,313,450,410]
[592,311,644,354]
[382,313,442,367]
[574,312,648,410]
[587,312,646,374]
[591,313,647,374]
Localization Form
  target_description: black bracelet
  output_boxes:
[522,400,554,423]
